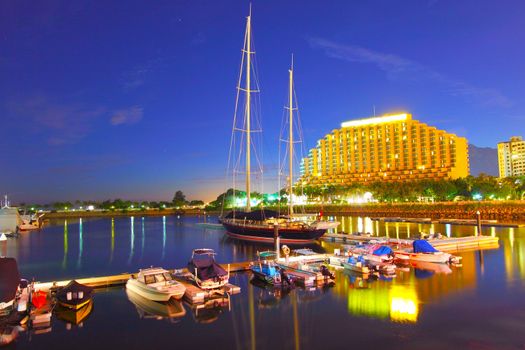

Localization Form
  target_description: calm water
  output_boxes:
[2,215,525,349]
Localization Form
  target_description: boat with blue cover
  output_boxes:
[342,255,371,274]
[250,252,282,285]
[395,240,461,264]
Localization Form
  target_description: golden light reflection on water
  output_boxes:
[344,277,419,323]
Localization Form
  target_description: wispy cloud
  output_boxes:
[121,57,167,90]
[110,105,143,126]
[7,96,106,145]
[309,37,512,108]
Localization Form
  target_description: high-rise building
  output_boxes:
[498,136,525,178]
[300,113,469,186]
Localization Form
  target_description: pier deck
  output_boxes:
[322,233,499,253]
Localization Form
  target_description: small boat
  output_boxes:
[394,240,461,264]
[342,255,371,274]
[56,280,94,310]
[187,249,229,290]
[126,267,186,302]
[126,289,186,321]
[250,252,282,285]
[0,257,21,316]
[55,300,93,326]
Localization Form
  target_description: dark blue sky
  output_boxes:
[1,0,524,203]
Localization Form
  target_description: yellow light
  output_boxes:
[341,113,409,128]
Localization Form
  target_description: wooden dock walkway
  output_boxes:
[33,261,249,304]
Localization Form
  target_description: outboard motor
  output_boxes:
[320,265,335,280]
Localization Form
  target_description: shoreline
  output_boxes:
[40,201,525,224]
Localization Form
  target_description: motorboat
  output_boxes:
[342,255,371,274]
[0,257,21,316]
[187,249,229,290]
[126,289,186,321]
[56,280,94,310]
[55,300,93,326]
[126,267,186,301]
[250,251,282,285]
[394,240,461,264]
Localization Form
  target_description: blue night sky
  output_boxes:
[1,0,524,203]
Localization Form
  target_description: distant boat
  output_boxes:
[126,267,186,301]
[220,9,338,244]
[56,280,94,310]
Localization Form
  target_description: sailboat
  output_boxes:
[221,9,338,244]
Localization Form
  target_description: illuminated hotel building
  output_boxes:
[300,113,469,186]
[498,136,525,178]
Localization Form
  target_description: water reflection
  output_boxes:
[110,218,115,263]
[126,289,186,322]
[141,217,145,259]
[77,218,83,269]
[62,219,68,269]
[128,217,135,264]
[162,216,167,259]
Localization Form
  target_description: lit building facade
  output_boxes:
[300,113,469,186]
[498,136,525,178]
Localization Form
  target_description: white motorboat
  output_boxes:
[394,240,461,264]
[126,267,186,302]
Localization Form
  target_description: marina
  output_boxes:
[2,214,525,348]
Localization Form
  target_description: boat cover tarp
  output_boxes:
[224,209,279,221]
[413,240,439,253]
[56,280,94,305]
[188,255,227,281]
[372,246,393,256]
[0,258,20,304]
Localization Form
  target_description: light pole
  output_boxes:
[476,210,482,236]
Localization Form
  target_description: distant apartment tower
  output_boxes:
[498,136,525,177]
[300,113,469,186]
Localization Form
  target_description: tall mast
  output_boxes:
[288,56,294,216]
[245,7,252,212]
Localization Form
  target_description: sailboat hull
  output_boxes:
[222,222,326,244]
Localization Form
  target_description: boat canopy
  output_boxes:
[372,246,394,256]
[188,255,228,281]
[56,280,94,305]
[413,240,439,253]
[224,209,279,221]
[0,257,20,304]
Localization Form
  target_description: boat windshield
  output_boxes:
[144,275,156,284]
[163,273,173,281]
[154,274,166,283]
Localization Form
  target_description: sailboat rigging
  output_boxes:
[220,8,338,244]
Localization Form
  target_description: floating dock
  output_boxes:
[370,216,523,228]
[322,233,500,253]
